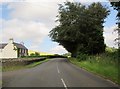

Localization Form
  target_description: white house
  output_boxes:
[0,38,28,58]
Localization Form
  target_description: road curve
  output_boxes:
[2,58,118,88]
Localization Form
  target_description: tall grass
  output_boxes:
[68,48,119,84]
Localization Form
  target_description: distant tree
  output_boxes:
[30,53,35,56]
[35,52,40,56]
[49,2,109,57]
[63,52,71,57]
[30,52,40,56]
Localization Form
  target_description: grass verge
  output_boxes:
[68,53,119,84]
[26,59,49,68]
[3,59,49,72]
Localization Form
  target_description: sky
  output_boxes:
[0,0,118,54]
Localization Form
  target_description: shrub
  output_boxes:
[30,53,35,56]
[35,52,40,56]
[77,53,88,61]
[29,52,40,57]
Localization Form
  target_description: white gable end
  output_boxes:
[3,42,18,58]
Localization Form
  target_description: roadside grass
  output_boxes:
[68,50,119,84]
[26,59,49,68]
[3,59,49,72]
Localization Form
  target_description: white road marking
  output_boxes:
[57,64,67,89]
[61,78,68,89]
[57,65,60,73]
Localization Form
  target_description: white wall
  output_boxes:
[2,43,18,58]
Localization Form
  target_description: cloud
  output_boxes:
[1,19,50,47]
[76,0,109,3]
[6,0,73,22]
[8,2,56,22]
[103,25,118,48]
[75,0,109,6]
[0,0,108,3]
[0,0,74,3]
[49,45,68,54]
[2,0,73,28]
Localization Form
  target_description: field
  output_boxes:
[28,50,54,56]
[68,48,119,84]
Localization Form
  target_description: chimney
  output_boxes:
[9,38,14,44]
[20,42,24,45]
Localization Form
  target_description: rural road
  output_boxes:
[2,58,118,88]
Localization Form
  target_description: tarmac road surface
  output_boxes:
[2,58,118,88]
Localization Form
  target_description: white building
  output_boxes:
[0,38,28,58]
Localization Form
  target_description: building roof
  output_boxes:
[0,44,7,49]
[0,43,27,49]
[14,43,28,49]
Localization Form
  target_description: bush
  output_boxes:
[29,52,40,57]
[30,53,35,56]
[77,53,88,61]
[35,52,40,56]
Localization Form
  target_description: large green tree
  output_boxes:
[49,2,109,57]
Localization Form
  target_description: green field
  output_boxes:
[68,48,119,84]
